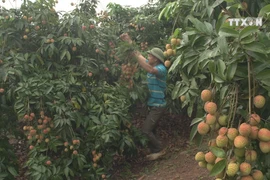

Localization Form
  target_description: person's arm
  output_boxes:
[120,33,158,75]
[132,51,159,75]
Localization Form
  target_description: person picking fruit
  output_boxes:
[120,33,167,161]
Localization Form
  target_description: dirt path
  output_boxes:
[111,109,215,180]
[111,142,214,180]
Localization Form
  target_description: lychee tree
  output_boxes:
[0,0,174,179]
[161,0,270,179]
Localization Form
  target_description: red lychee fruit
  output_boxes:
[249,114,261,126]
[197,121,210,135]
[216,134,228,148]
[253,95,265,109]
[239,162,252,176]
[250,126,259,140]
[204,151,216,164]
[238,123,252,137]
[240,175,255,180]
[218,115,228,126]
[195,151,205,161]
[227,128,239,141]
[245,150,257,162]
[258,128,270,142]
[45,160,52,165]
[205,114,216,125]
[234,135,249,149]
[218,127,228,135]
[226,162,239,177]
[252,169,264,180]
[259,141,270,153]
[204,102,217,115]
[201,89,212,102]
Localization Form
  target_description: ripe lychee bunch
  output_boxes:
[163,37,180,58]
[253,95,265,109]
[23,110,54,145]
[140,42,148,51]
[119,63,137,89]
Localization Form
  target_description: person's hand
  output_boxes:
[120,33,132,44]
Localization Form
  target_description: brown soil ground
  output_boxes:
[111,106,214,180]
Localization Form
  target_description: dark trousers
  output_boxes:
[142,106,166,153]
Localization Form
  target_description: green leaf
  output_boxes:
[187,16,211,35]
[245,51,268,62]
[64,167,69,178]
[45,86,53,95]
[178,86,189,97]
[66,51,71,61]
[217,59,226,78]
[171,81,182,99]
[227,63,237,80]
[158,7,166,20]
[214,74,225,83]
[60,50,66,61]
[210,146,226,158]
[199,48,219,63]
[190,117,203,126]
[242,42,266,54]
[240,35,256,45]
[211,0,224,8]
[217,36,228,54]
[169,55,181,73]
[7,166,18,176]
[216,14,230,33]
[210,159,226,176]
[220,85,229,101]
[256,69,270,80]
[219,27,239,37]
[208,60,216,74]
[258,4,270,17]
[239,26,259,40]
[187,101,194,117]
[57,92,65,102]
[189,124,198,141]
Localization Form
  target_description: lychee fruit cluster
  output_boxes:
[119,63,137,89]
[195,90,266,179]
[163,37,181,68]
